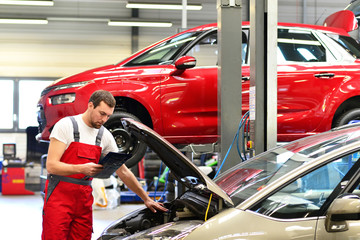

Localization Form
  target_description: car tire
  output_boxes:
[104,112,147,168]
[334,108,360,127]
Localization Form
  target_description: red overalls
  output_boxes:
[42,116,104,240]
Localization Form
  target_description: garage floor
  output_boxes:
[0,192,143,239]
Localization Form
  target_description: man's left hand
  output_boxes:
[144,198,168,213]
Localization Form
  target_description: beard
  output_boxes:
[90,120,102,129]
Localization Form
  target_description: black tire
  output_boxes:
[104,112,147,168]
[334,109,360,127]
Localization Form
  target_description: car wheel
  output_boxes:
[104,112,147,168]
[334,108,360,127]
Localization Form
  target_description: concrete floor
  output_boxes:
[0,192,143,240]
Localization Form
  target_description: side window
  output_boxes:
[185,30,249,67]
[186,32,218,67]
[277,28,326,63]
[250,151,359,219]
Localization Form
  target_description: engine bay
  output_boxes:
[99,190,228,240]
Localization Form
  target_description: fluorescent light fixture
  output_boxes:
[0,0,53,6]
[0,18,48,24]
[48,17,109,22]
[108,20,172,27]
[126,2,202,10]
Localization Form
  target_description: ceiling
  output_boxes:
[0,0,350,77]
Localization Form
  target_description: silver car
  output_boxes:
[99,119,360,239]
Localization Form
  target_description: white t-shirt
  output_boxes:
[50,114,118,155]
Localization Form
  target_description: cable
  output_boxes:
[207,112,250,221]
[236,111,249,161]
[214,111,250,178]
[241,112,250,161]
[204,193,213,221]
[153,161,163,201]
[158,168,169,202]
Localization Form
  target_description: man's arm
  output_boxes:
[46,138,103,176]
[116,164,167,213]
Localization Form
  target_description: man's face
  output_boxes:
[89,101,114,129]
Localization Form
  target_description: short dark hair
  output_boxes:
[89,90,116,108]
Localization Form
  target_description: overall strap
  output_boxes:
[70,115,104,146]
[69,116,80,142]
[96,126,104,146]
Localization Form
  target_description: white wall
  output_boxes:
[0,0,352,159]
[0,0,350,79]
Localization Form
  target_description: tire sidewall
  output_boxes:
[105,112,147,168]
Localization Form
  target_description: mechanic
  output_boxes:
[42,90,167,240]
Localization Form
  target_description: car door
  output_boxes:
[276,27,348,142]
[244,150,360,239]
[315,152,360,239]
[160,30,250,144]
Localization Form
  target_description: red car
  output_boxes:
[37,11,360,166]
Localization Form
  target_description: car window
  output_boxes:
[185,30,249,67]
[186,32,218,67]
[249,151,360,219]
[124,31,202,66]
[277,28,326,63]
[328,34,360,59]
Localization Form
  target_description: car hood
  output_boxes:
[49,64,118,87]
[121,118,234,206]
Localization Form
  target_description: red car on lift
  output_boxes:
[37,10,360,166]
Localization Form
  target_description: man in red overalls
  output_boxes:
[42,90,166,240]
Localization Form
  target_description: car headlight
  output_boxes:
[50,93,76,105]
[123,220,203,240]
[41,81,89,96]
[53,81,89,91]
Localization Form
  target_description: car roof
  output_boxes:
[183,21,350,36]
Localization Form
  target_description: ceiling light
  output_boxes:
[0,0,53,6]
[126,2,202,10]
[108,20,172,27]
[0,18,48,24]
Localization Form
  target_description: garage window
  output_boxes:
[0,78,54,132]
[0,80,14,129]
[19,80,53,129]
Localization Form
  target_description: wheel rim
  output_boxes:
[111,128,134,153]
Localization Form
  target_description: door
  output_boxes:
[276,28,347,142]
[160,30,250,144]
[248,150,360,239]
[315,152,360,239]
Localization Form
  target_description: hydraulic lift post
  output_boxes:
[217,0,243,173]
[249,0,278,155]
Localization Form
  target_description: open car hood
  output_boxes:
[121,118,234,206]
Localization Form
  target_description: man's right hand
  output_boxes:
[81,162,104,176]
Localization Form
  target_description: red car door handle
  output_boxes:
[314,73,335,78]
[242,76,250,81]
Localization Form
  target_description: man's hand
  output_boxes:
[80,162,104,176]
[144,198,168,213]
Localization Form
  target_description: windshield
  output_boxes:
[214,126,360,206]
[328,34,360,59]
[124,31,203,67]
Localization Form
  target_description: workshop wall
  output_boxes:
[0,0,351,160]
[0,0,349,78]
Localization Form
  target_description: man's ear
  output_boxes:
[88,101,94,109]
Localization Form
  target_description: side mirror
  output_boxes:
[325,194,360,232]
[175,56,196,70]
[171,56,196,76]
